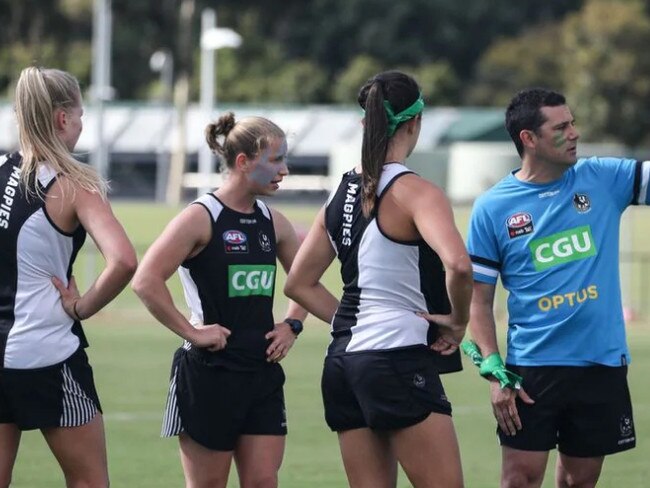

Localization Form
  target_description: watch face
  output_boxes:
[285,319,303,335]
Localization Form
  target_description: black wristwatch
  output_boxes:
[283,318,303,337]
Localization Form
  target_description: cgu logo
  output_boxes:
[223,230,247,245]
[228,264,276,297]
[529,225,597,271]
[507,212,532,228]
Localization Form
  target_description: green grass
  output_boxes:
[9,201,650,487]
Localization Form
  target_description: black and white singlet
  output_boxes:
[0,153,86,369]
[178,194,277,371]
[325,163,452,357]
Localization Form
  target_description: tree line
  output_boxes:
[2,0,650,146]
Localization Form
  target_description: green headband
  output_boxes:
[383,94,424,137]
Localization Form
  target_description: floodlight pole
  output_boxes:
[197,9,242,197]
[150,49,174,103]
[166,0,194,206]
[91,0,112,180]
[198,8,217,196]
[87,0,112,289]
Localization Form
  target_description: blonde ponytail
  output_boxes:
[15,67,107,199]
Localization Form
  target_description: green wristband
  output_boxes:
[460,340,484,367]
[479,352,505,378]
[491,369,523,390]
[479,352,522,390]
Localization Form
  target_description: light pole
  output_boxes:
[91,0,112,180]
[149,49,174,103]
[197,8,242,196]
[87,0,113,288]
[150,49,174,202]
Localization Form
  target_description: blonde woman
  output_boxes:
[0,67,137,487]
[133,112,307,488]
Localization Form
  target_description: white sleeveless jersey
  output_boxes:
[325,163,450,355]
[0,153,86,369]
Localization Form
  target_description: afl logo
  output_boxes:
[223,230,247,244]
[506,212,534,239]
[507,212,531,228]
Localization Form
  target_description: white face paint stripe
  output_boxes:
[472,263,499,278]
[639,161,650,205]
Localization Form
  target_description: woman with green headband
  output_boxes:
[285,70,472,487]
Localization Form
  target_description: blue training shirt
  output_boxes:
[467,157,649,366]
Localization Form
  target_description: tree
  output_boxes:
[268,60,328,103]
[0,0,586,102]
[412,62,460,105]
[561,0,650,146]
[0,0,92,96]
[467,23,564,106]
[269,0,583,81]
[332,55,383,104]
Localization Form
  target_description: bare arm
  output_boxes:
[284,206,340,323]
[471,281,534,435]
[408,179,473,345]
[263,208,310,362]
[131,204,230,350]
[52,182,137,320]
[469,282,500,357]
[272,208,308,323]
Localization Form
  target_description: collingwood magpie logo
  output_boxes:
[258,230,272,252]
[573,193,591,213]
[620,414,633,437]
[413,373,426,388]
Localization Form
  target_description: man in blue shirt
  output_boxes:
[467,88,646,487]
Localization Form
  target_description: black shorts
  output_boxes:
[162,347,287,451]
[0,347,101,430]
[500,365,636,457]
[322,346,451,432]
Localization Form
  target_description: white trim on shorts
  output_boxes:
[60,363,98,427]
[161,365,183,437]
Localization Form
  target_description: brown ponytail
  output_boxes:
[359,82,388,217]
[357,71,421,217]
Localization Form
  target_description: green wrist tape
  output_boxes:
[460,340,484,367]
[479,353,523,389]
[479,352,505,378]
[491,369,523,390]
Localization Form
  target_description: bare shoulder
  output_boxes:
[269,207,295,241]
[49,174,102,204]
[155,202,214,252]
[269,206,290,225]
[174,202,213,231]
[391,173,448,205]
[269,207,293,231]
[49,176,112,220]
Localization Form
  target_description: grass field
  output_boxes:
[10,201,650,487]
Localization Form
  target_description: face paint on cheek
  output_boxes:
[552,133,566,148]
[249,148,281,186]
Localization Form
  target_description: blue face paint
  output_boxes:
[249,139,288,186]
